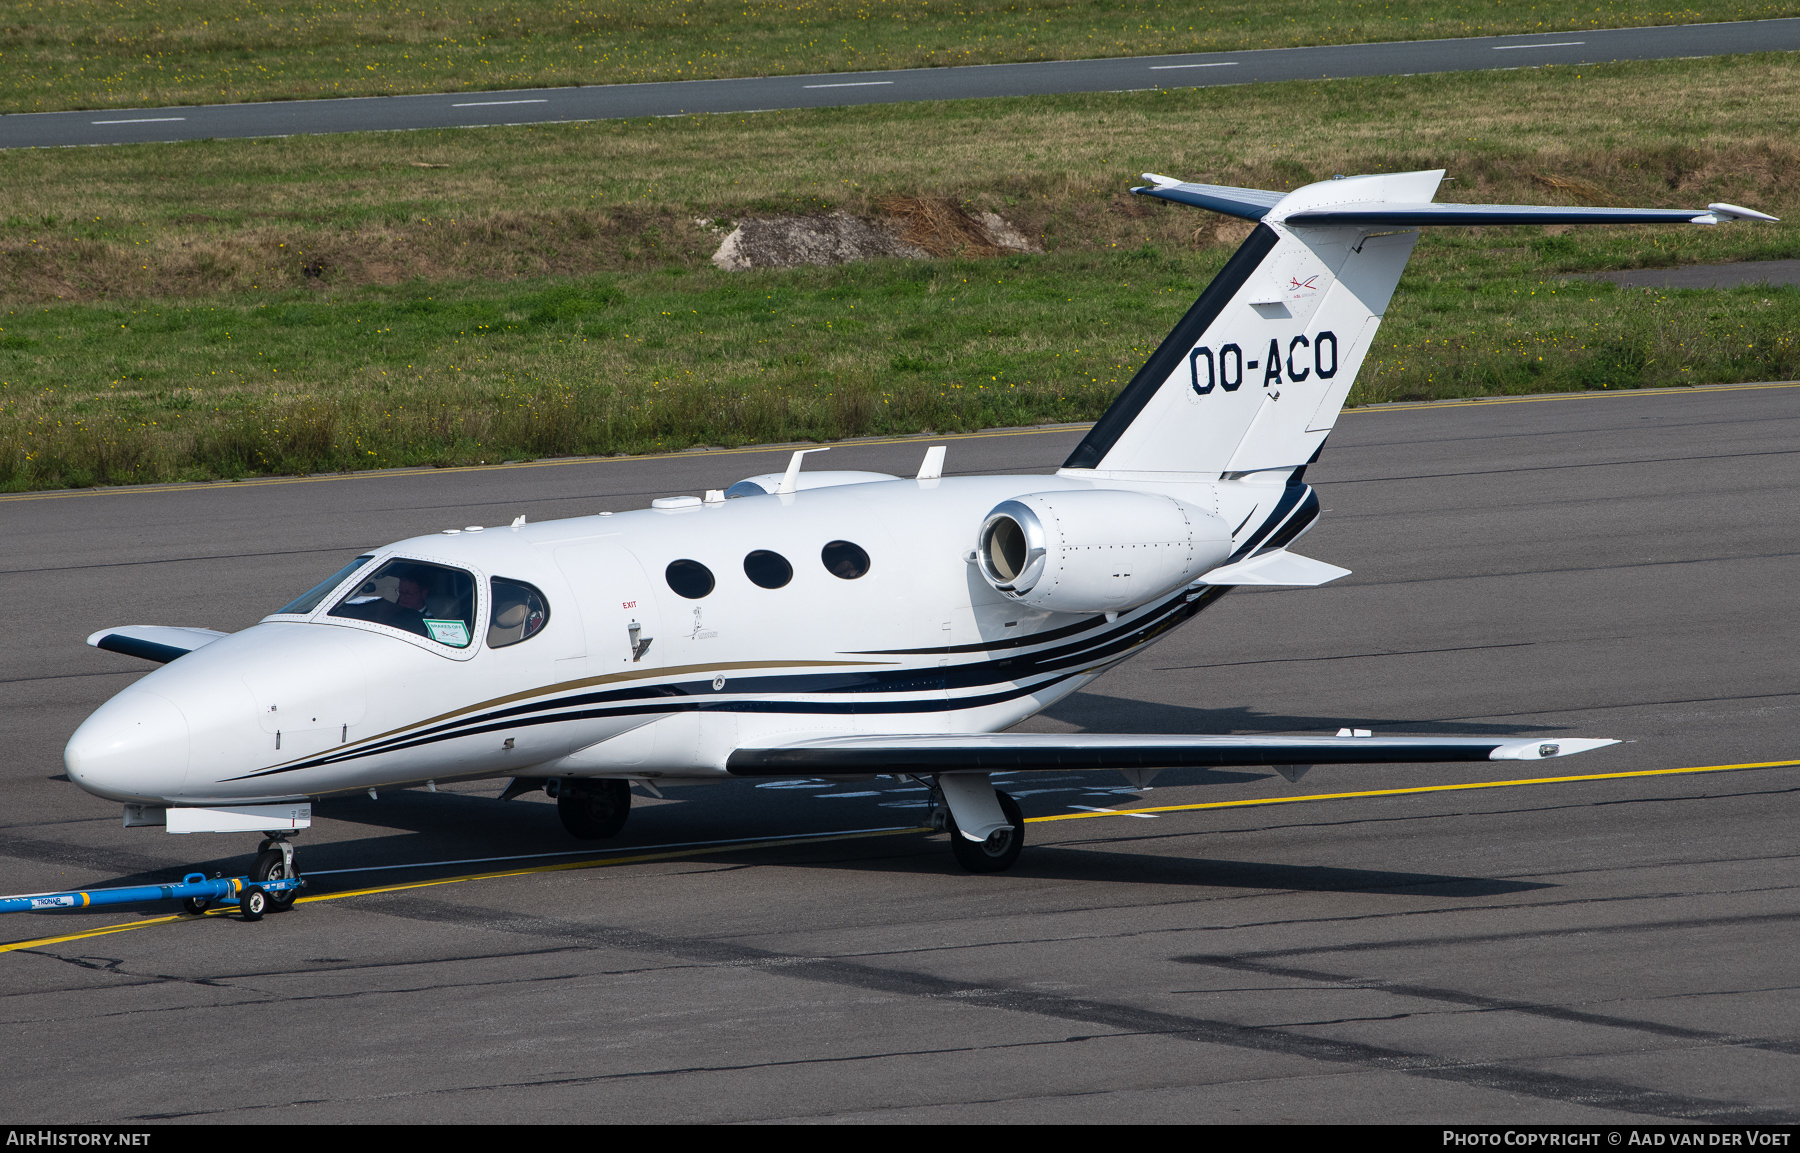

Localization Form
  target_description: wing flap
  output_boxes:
[726,734,1619,775]
[87,626,229,665]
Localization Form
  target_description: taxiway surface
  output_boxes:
[2,385,1798,1123]
[5,20,1799,149]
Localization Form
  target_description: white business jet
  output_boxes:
[64,170,1775,891]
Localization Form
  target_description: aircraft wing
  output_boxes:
[87,626,230,665]
[726,732,1619,775]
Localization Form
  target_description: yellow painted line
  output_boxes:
[1025,757,1800,823]
[8,756,1795,953]
[0,424,1091,504]
[0,824,929,954]
[1346,379,1800,415]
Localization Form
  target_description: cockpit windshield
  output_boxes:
[276,555,375,616]
[328,559,477,647]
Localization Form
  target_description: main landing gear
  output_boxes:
[555,779,632,840]
[499,776,634,840]
[930,774,1027,874]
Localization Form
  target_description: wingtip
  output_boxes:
[1707,202,1780,223]
[1490,737,1621,761]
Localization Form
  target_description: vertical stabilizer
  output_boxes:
[1061,170,1443,478]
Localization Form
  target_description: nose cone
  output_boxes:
[65,690,189,803]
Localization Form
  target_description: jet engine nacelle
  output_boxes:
[976,489,1231,613]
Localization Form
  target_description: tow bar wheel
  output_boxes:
[240,886,267,921]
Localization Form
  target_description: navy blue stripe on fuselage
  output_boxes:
[1229,483,1310,562]
[289,584,1211,767]
[227,585,1233,780]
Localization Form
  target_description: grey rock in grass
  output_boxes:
[711,212,926,271]
[710,206,1037,271]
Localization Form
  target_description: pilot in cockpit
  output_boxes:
[353,568,431,636]
[329,559,477,647]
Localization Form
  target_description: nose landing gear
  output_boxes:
[250,834,298,912]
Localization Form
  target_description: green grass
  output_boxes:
[5,248,1797,490]
[3,53,1799,489]
[3,0,1797,113]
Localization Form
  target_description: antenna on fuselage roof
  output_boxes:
[916,445,946,480]
[777,447,830,494]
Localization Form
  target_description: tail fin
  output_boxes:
[1060,169,1773,479]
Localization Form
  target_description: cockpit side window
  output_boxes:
[329,559,477,647]
[488,578,550,648]
[277,555,375,616]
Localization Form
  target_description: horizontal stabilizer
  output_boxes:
[1136,174,1287,221]
[1201,549,1350,587]
[727,733,1619,775]
[87,626,228,665]
[1281,202,1776,228]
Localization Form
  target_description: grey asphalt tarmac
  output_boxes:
[1590,259,1800,290]
[3,385,1798,1124]
[5,19,1798,149]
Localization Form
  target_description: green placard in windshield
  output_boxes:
[424,619,471,647]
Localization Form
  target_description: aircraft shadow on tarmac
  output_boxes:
[12,788,1549,921]
[713,832,1554,898]
[1040,692,1560,737]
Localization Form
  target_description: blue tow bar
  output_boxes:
[0,872,304,920]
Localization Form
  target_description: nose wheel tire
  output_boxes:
[251,848,297,912]
[557,779,632,840]
[947,790,1025,874]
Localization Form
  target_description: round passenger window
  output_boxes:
[821,540,870,580]
[665,559,715,599]
[488,578,550,648]
[743,549,793,589]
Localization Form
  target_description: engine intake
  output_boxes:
[976,490,1230,613]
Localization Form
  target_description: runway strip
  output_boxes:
[6,19,1797,149]
[6,755,1791,956]
[2,380,1795,506]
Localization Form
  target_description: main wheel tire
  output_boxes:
[557,779,632,840]
[251,848,297,911]
[240,886,267,921]
[947,790,1025,874]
